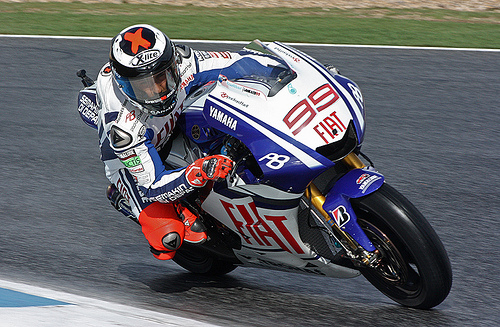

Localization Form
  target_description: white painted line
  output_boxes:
[0,279,221,327]
[1,34,499,52]
[0,34,112,41]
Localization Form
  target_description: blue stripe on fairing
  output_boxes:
[207,95,334,169]
[0,288,70,307]
[277,42,365,139]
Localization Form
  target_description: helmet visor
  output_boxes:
[115,63,180,105]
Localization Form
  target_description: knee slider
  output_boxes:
[162,232,182,251]
[139,202,185,254]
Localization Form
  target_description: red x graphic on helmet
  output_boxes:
[124,28,151,54]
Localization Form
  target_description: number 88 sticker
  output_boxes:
[259,153,290,170]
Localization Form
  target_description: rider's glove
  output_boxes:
[185,155,234,187]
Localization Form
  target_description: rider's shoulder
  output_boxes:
[97,63,113,81]
[95,63,114,94]
[175,44,192,59]
[107,106,147,151]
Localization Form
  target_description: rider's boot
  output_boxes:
[106,184,138,224]
[176,203,208,244]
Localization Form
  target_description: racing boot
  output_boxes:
[176,203,208,244]
[106,184,138,224]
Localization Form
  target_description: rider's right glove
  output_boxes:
[185,155,234,187]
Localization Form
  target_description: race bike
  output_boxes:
[77,40,452,309]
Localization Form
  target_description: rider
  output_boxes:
[95,24,236,260]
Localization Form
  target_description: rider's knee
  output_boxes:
[139,202,184,260]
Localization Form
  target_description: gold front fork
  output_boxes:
[304,152,370,260]
[342,152,365,169]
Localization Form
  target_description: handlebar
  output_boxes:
[77,69,95,88]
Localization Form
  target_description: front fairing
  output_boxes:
[180,41,367,192]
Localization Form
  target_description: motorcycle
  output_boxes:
[77,40,452,309]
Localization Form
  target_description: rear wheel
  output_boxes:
[351,183,452,309]
[173,246,238,276]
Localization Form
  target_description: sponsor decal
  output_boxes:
[209,51,231,59]
[356,174,371,184]
[284,83,340,137]
[122,156,142,168]
[78,94,99,126]
[180,74,194,89]
[154,109,181,148]
[221,199,305,254]
[331,205,350,228]
[130,49,160,67]
[191,124,201,140]
[179,62,193,78]
[242,87,261,97]
[195,50,232,61]
[156,183,194,202]
[117,149,144,171]
[125,110,136,122]
[138,125,146,138]
[357,174,382,193]
[287,84,297,95]
[220,92,249,108]
[209,106,238,130]
[218,75,229,84]
[272,46,301,62]
[219,75,266,99]
[348,83,363,106]
[101,65,112,76]
[132,171,151,185]
[258,153,290,170]
[312,110,346,144]
[115,177,131,203]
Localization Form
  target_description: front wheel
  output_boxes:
[350,183,452,309]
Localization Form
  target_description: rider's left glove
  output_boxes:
[185,155,234,187]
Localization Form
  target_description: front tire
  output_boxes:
[351,183,452,309]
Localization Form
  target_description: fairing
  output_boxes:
[180,40,367,193]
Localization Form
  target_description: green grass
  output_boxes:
[0,2,499,48]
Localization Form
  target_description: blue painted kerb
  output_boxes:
[0,287,70,307]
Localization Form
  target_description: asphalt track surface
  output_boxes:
[0,36,499,326]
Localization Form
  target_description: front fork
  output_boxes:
[304,153,384,267]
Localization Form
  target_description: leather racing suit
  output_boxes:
[95,45,241,259]
[97,45,240,215]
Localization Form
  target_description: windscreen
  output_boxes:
[219,40,296,97]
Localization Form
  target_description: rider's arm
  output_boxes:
[112,135,231,203]
[95,65,193,204]
[176,44,242,95]
[114,134,194,203]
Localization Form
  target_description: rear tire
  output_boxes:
[173,246,238,276]
[351,183,452,309]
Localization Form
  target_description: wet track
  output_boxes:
[0,36,499,326]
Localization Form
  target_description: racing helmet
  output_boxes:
[109,24,181,116]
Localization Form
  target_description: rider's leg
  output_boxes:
[106,169,207,260]
[139,201,185,260]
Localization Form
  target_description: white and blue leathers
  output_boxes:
[96,46,242,218]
